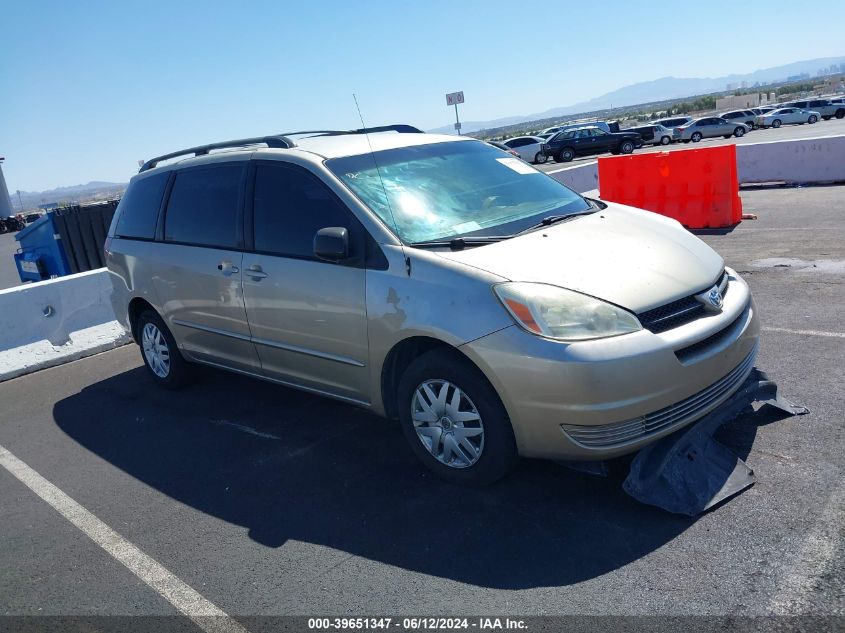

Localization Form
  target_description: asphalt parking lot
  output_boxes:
[1,185,843,629]
[536,117,845,170]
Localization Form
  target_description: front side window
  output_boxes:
[327,141,590,244]
[590,128,608,137]
[252,163,356,259]
[164,165,242,249]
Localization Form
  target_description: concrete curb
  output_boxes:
[0,269,132,383]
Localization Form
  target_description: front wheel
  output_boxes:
[660,135,671,145]
[619,140,634,154]
[734,127,745,137]
[691,132,703,142]
[137,310,190,388]
[772,119,782,128]
[534,151,548,164]
[808,115,818,124]
[397,349,518,486]
[836,109,845,119]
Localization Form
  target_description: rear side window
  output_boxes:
[114,173,169,240]
[252,163,356,260]
[164,165,243,249]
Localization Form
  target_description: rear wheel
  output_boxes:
[660,136,671,145]
[555,147,575,163]
[836,109,845,119]
[734,127,745,137]
[137,310,189,388]
[397,349,518,486]
[808,115,818,124]
[691,132,703,142]
[534,151,548,164]
[619,140,634,154]
[772,119,782,128]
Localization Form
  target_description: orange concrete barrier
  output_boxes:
[597,145,742,228]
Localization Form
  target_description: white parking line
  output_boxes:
[762,326,845,339]
[0,444,249,633]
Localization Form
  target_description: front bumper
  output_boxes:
[460,270,760,460]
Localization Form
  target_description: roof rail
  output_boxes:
[138,125,424,173]
[138,135,295,172]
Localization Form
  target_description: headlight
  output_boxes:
[494,282,642,341]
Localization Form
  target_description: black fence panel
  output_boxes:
[52,200,119,273]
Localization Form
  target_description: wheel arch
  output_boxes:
[127,296,158,343]
[380,335,497,421]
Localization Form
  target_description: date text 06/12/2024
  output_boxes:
[307,618,528,630]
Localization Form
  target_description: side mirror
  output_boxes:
[314,227,349,262]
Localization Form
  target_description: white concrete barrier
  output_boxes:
[0,269,130,382]
[546,161,599,193]
[736,135,845,185]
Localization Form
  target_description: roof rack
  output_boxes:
[286,124,424,137]
[139,135,295,172]
[138,124,424,173]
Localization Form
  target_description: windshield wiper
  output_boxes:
[515,208,597,236]
[410,236,509,251]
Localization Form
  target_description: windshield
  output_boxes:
[326,141,590,244]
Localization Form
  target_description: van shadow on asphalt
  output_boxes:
[53,364,768,589]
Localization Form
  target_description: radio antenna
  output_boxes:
[352,93,410,276]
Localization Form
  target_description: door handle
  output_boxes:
[217,261,239,275]
[245,266,269,280]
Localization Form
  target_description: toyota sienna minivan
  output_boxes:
[106,125,759,485]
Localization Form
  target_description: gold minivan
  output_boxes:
[106,126,759,485]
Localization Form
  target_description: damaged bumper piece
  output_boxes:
[621,368,808,515]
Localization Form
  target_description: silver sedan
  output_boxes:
[674,117,750,143]
[755,107,820,128]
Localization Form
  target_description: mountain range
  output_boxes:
[428,56,845,135]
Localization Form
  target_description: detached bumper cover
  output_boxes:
[622,367,808,515]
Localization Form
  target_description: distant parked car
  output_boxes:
[785,99,845,120]
[750,106,777,115]
[501,136,549,164]
[542,126,643,162]
[486,141,522,158]
[675,117,750,142]
[628,124,674,146]
[754,107,820,129]
[719,109,758,129]
[654,116,693,130]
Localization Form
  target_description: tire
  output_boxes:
[660,136,671,145]
[747,122,756,129]
[555,147,575,163]
[723,135,732,139]
[822,116,831,121]
[836,109,845,119]
[691,132,702,142]
[734,127,745,137]
[772,119,782,128]
[136,310,190,389]
[808,115,818,124]
[534,151,548,164]
[619,140,634,154]
[397,349,518,486]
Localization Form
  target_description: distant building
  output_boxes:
[716,93,762,110]
[726,82,739,91]
[0,158,13,218]
[741,81,748,89]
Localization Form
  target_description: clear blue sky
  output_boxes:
[3,0,844,191]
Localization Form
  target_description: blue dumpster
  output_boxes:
[13,199,119,283]
[14,214,72,281]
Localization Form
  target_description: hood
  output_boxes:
[436,202,724,314]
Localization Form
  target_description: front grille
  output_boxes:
[674,308,747,363]
[560,346,756,449]
[638,270,728,333]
